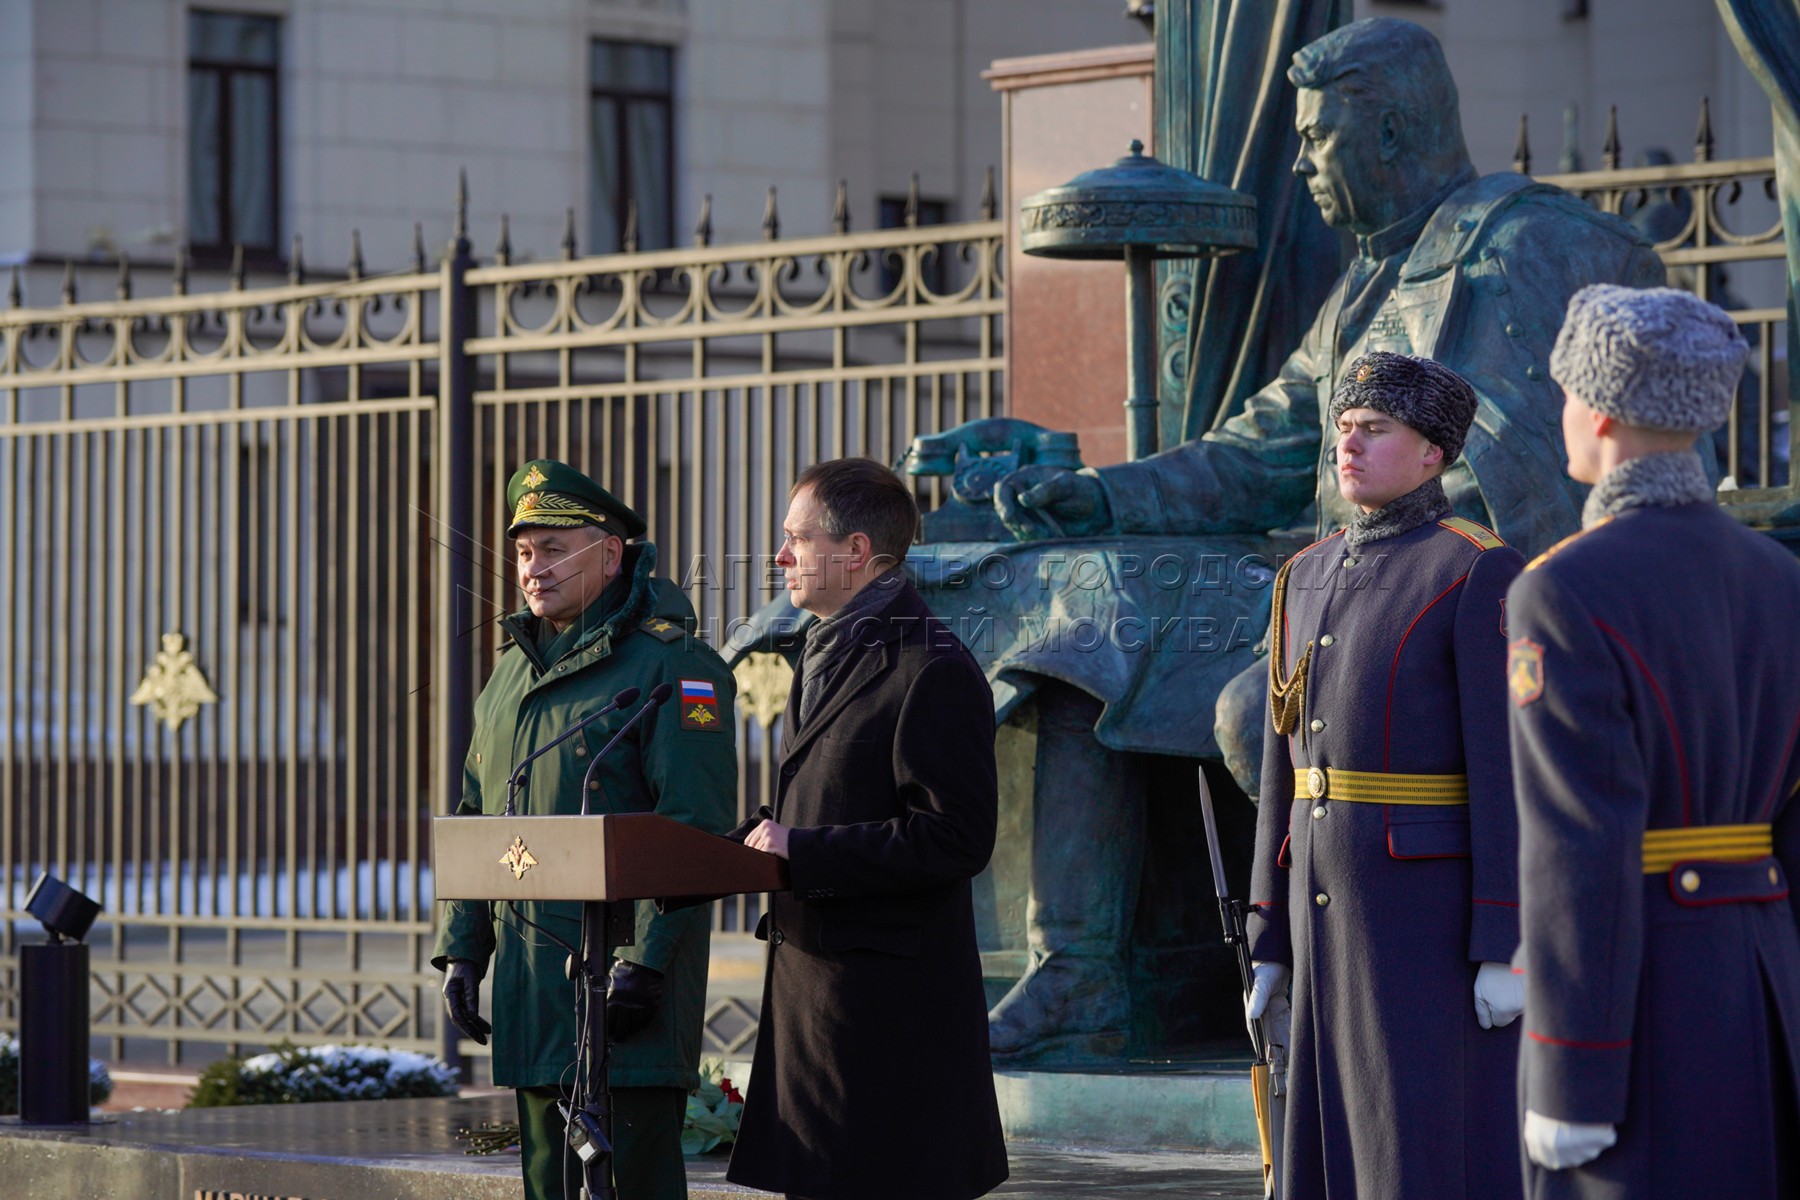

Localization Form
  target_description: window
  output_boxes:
[188,10,281,258]
[589,40,675,254]
[878,194,949,296]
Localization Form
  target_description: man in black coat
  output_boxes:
[1509,285,1800,1197]
[726,457,1008,1200]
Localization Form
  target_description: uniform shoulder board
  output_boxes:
[639,617,686,643]
[1525,515,1614,572]
[1437,516,1506,551]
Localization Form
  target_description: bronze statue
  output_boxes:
[979,17,1666,1061]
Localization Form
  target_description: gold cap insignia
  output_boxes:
[522,464,548,489]
[1355,362,1373,382]
[499,836,539,880]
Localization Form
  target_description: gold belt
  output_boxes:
[1641,824,1773,874]
[1295,767,1469,806]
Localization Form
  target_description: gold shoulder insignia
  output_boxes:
[1525,515,1614,572]
[1267,534,1341,740]
[640,617,685,643]
[1438,516,1506,551]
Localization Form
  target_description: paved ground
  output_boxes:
[25,1088,1266,1199]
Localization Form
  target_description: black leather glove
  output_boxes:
[605,960,665,1044]
[442,959,492,1046]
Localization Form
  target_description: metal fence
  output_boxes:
[1531,107,1791,490]
[0,188,1004,1064]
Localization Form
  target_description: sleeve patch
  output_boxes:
[1508,637,1545,707]
[678,678,725,730]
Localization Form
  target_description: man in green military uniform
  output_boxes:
[433,460,738,1200]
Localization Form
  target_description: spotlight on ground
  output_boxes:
[19,872,102,1124]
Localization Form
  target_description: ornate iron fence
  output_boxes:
[0,189,1005,1066]
[0,252,446,1059]
[1530,105,1791,491]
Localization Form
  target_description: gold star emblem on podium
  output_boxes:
[499,837,539,880]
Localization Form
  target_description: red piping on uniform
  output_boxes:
[1596,619,1692,826]
[1473,897,1519,907]
[1670,887,1789,908]
[1384,576,1467,770]
[1761,707,1800,821]
[1527,1030,1631,1050]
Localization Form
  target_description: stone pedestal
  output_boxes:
[986,46,1153,469]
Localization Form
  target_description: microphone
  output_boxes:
[579,682,675,815]
[502,686,641,815]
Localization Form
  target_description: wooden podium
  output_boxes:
[433,812,789,1200]
[433,811,790,903]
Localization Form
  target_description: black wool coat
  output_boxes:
[725,580,1009,1200]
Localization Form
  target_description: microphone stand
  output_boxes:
[501,687,640,816]
[571,684,672,1200]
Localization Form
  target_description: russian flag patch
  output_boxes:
[679,678,723,730]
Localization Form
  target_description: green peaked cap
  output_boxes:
[505,459,647,539]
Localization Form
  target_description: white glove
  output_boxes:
[1523,1110,1617,1169]
[1473,960,1524,1029]
[1245,961,1292,1055]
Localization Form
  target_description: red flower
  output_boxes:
[720,1078,744,1105]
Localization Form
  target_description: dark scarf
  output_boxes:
[796,568,905,730]
[1582,450,1714,529]
[1343,476,1452,554]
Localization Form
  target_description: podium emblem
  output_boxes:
[500,836,540,880]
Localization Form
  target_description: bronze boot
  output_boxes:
[987,682,1139,1063]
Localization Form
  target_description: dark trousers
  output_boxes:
[517,1085,688,1200]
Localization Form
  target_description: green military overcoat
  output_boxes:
[433,543,738,1090]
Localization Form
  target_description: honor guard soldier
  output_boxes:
[1245,352,1527,1198]
[1509,285,1800,1196]
[433,460,737,1200]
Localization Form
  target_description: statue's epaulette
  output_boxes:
[1525,515,1614,572]
[1437,516,1506,551]
[639,617,686,643]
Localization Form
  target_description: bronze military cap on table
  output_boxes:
[505,459,647,539]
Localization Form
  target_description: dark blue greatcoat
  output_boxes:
[1508,501,1800,1199]
[1247,517,1525,1199]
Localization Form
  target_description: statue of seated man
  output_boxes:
[980,16,1666,1060]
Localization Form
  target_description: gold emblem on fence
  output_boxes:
[129,632,219,733]
[733,652,794,730]
[499,837,539,881]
